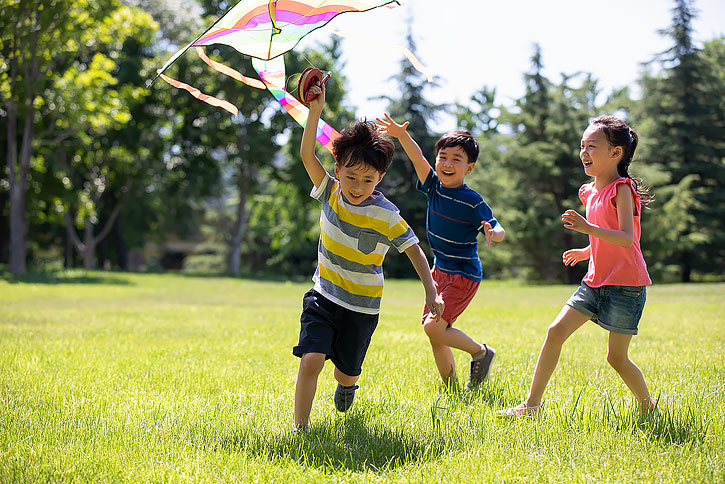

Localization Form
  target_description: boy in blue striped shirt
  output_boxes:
[378,114,506,389]
[294,84,444,429]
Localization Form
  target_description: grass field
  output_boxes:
[1,271,723,483]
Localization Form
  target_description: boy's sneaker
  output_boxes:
[468,344,496,388]
[334,384,359,412]
[496,401,544,418]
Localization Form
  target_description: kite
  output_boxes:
[154,0,431,154]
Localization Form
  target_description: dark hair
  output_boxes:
[589,115,652,206]
[332,120,394,173]
[435,130,479,163]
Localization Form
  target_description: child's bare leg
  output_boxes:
[606,332,654,413]
[294,352,326,428]
[423,316,483,355]
[526,306,589,406]
[333,367,359,387]
[429,340,457,385]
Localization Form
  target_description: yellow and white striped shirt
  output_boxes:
[311,174,418,314]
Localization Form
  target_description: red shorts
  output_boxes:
[421,267,480,326]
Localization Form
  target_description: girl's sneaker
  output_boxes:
[496,401,544,418]
[334,384,359,412]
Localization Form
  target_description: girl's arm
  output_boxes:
[299,85,328,188]
[562,184,635,248]
[404,243,444,319]
[563,245,591,266]
[376,113,432,183]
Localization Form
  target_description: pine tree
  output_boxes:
[636,0,725,281]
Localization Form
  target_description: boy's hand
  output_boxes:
[426,292,445,321]
[307,83,325,113]
[480,221,494,247]
[562,209,592,235]
[375,113,409,139]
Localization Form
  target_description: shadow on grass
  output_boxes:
[0,268,134,286]
[206,413,446,473]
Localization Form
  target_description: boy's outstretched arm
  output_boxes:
[404,243,444,320]
[299,84,328,188]
[480,221,506,247]
[376,113,431,184]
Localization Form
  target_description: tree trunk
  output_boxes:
[83,223,96,269]
[229,167,250,275]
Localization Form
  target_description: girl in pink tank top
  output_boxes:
[499,115,657,418]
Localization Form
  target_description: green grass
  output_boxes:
[1,271,723,483]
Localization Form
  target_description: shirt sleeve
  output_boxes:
[609,178,641,217]
[415,170,436,196]
[388,213,419,253]
[473,198,498,229]
[310,172,334,204]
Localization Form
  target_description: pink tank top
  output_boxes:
[580,178,652,287]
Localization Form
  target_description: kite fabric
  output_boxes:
[156,0,428,153]
[252,56,339,153]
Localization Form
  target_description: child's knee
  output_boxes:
[299,353,325,376]
[545,322,569,345]
[423,319,445,340]
[606,351,629,371]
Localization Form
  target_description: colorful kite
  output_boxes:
[155,0,430,154]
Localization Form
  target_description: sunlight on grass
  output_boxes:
[1,272,723,483]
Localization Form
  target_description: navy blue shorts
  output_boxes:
[293,289,379,377]
[566,282,647,335]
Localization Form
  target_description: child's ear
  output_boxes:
[465,163,475,175]
[334,163,340,178]
[611,146,623,159]
[377,171,386,183]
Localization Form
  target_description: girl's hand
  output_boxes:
[562,209,591,234]
[375,113,408,139]
[562,247,590,266]
[480,221,494,246]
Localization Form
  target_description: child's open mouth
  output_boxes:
[441,170,455,176]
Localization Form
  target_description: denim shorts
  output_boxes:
[293,289,379,377]
[566,282,647,335]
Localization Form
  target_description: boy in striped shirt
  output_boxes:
[378,114,506,389]
[294,84,444,429]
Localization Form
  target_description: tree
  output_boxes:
[635,0,725,281]
[496,45,598,282]
[1,0,118,274]
[377,22,444,277]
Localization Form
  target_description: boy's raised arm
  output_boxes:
[299,85,329,188]
[376,113,432,184]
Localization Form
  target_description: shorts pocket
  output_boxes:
[618,286,644,297]
[357,229,379,255]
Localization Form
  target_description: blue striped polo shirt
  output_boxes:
[311,173,419,314]
[417,171,498,282]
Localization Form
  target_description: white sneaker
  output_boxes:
[496,401,544,418]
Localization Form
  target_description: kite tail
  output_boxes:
[252,57,339,155]
[157,72,239,117]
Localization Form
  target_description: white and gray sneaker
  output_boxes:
[334,383,359,412]
[468,344,496,388]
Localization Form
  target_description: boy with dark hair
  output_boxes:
[294,85,444,428]
[378,114,505,389]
